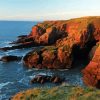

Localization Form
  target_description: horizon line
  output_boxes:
[0,15,99,22]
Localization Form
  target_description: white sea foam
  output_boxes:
[18,77,29,86]
[0,55,2,58]
[0,82,13,89]
[2,41,11,47]
[29,72,52,79]
[36,73,47,76]
[29,75,35,79]
[27,69,33,72]
[4,41,11,44]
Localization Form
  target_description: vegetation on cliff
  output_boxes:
[12,84,100,100]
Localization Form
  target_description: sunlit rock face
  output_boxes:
[27,17,100,49]
[23,17,100,70]
[0,17,100,89]
[0,17,100,50]
[23,39,74,69]
[82,42,100,88]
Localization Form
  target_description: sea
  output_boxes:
[0,21,84,100]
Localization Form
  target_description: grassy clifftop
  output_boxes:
[12,84,100,100]
[38,16,100,28]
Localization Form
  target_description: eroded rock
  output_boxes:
[0,17,100,83]
[0,17,100,52]
[30,74,64,84]
[82,42,100,88]
[23,38,74,69]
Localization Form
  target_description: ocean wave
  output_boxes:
[0,41,11,47]
[29,72,53,79]
[0,94,6,100]
[4,41,11,44]
[0,82,13,89]
[18,77,29,86]
[29,75,35,79]
[0,55,3,58]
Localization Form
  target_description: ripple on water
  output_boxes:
[0,94,6,100]
[0,41,12,47]
[0,82,13,89]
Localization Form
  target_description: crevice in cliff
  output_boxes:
[71,39,98,67]
[96,80,100,89]
[37,50,43,64]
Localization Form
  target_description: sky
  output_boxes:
[0,0,100,21]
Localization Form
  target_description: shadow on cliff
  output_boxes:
[71,23,98,69]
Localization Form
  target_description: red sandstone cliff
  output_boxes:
[82,42,100,88]
[23,17,100,88]
[0,16,100,88]
[23,17,100,70]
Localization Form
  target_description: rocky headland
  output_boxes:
[0,16,100,99]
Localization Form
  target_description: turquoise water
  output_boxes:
[0,21,83,100]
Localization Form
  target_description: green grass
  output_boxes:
[12,84,100,100]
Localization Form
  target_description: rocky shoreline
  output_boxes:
[0,16,100,99]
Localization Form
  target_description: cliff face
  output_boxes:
[23,17,100,70]
[82,42,100,88]
[29,17,100,45]
[23,17,100,88]
[0,17,100,88]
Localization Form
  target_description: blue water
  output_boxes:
[0,21,83,100]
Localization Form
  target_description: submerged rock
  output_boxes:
[0,55,22,62]
[17,35,28,39]
[0,41,39,51]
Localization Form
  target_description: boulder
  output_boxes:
[30,75,49,84]
[30,74,63,84]
[52,76,62,83]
